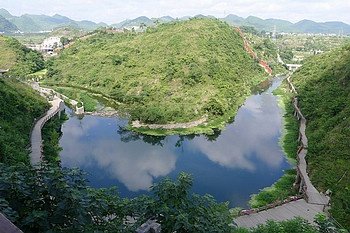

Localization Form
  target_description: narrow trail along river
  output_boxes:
[59,75,291,208]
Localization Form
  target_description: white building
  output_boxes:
[41,37,62,52]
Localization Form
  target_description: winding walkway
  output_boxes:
[233,73,329,228]
[30,97,65,165]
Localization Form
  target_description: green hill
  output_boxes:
[0,8,103,32]
[0,36,18,69]
[0,78,48,165]
[0,36,48,165]
[0,35,45,76]
[0,15,18,33]
[46,19,267,134]
[291,44,350,228]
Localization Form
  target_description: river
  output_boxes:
[59,75,291,208]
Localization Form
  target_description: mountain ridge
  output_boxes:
[1,8,350,34]
[0,8,104,32]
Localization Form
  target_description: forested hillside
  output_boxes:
[46,19,267,133]
[0,36,48,165]
[291,44,350,228]
[0,35,44,77]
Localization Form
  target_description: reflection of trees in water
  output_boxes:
[117,126,165,146]
[175,134,197,147]
[174,129,222,147]
[204,128,222,142]
[251,78,273,94]
[117,126,223,147]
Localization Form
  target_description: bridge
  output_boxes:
[276,53,302,72]
[30,97,65,165]
[233,74,329,228]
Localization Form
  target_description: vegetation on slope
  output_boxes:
[0,36,48,164]
[0,35,44,76]
[291,44,350,229]
[249,169,297,208]
[45,19,266,133]
[42,113,68,165]
[0,78,48,164]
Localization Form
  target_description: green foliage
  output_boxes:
[0,164,129,232]
[247,34,285,73]
[280,49,294,64]
[291,44,350,229]
[0,166,235,232]
[0,78,48,165]
[140,172,234,233]
[53,86,99,111]
[0,36,44,77]
[315,213,349,233]
[60,36,70,46]
[45,19,266,129]
[249,169,298,208]
[42,113,68,164]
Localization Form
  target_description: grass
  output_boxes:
[249,169,298,208]
[0,36,17,69]
[27,69,47,80]
[51,86,98,112]
[44,18,267,134]
[274,82,299,162]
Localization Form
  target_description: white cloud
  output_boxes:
[60,116,177,191]
[189,93,284,171]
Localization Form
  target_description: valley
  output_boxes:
[0,5,349,232]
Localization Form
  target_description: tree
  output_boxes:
[137,173,235,233]
[0,164,129,232]
[60,37,70,46]
[140,23,147,30]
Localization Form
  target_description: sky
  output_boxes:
[1,0,350,25]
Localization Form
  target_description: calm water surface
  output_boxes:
[59,76,290,208]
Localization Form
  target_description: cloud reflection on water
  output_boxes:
[60,88,286,193]
[189,93,284,171]
[60,117,177,191]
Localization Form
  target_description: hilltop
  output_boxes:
[45,19,267,134]
[0,8,106,32]
[2,7,350,35]
[291,44,350,228]
[112,14,350,35]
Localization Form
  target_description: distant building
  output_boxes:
[41,37,62,52]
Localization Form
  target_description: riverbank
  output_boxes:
[42,81,260,136]
[42,112,68,165]
[248,75,299,208]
